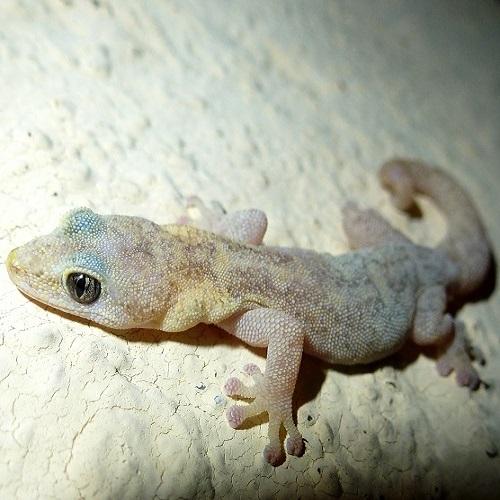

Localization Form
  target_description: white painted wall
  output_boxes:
[1,1,499,497]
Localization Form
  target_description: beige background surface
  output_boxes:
[0,1,499,498]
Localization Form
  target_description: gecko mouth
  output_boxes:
[6,253,41,302]
[6,250,128,329]
[6,248,42,287]
[6,247,59,303]
[6,248,23,283]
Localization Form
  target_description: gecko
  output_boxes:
[6,159,492,466]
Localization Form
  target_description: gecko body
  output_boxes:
[6,159,491,466]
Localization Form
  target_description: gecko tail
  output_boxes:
[378,158,491,298]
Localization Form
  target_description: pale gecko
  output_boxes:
[6,159,492,466]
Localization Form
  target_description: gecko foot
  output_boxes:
[224,364,304,466]
[436,356,481,390]
[436,320,482,390]
[178,197,268,244]
[342,200,409,249]
[177,195,226,230]
[224,364,262,398]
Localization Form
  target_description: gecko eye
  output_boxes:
[66,273,101,304]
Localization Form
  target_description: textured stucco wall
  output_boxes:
[1,1,499,498]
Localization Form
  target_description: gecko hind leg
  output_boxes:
[342,201,410,249]
[177,196,268,244]
[412,286,481,389]
[435,320,481,390]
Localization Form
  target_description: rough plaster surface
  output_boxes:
[1,1,499,498]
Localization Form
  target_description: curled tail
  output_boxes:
[379,158,491,298]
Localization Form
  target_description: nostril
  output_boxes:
[6,248,21,275]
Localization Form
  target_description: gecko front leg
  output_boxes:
[217,308,305,466]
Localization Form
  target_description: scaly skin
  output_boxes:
[6,159,491,466]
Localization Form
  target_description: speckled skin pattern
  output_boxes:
[6,159,492,466]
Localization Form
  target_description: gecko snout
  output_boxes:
[6,248,21,280]
[6,245,49,283]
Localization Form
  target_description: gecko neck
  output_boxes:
[155,224,263,332]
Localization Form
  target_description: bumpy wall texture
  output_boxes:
[1,1,499,498]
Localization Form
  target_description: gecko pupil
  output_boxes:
[75,275,86,296]
[67,273,101,304]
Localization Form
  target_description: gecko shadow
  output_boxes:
[22,287,492,399]
[10,253,498,469]
[19,266,494,449]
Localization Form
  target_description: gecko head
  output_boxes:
[6,208,173,329]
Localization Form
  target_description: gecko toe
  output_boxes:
[286,436,305,457]
[243,363,261,376]
[224,374,258,398]
[264,444,285,467]
[224,376,242,396]
[185,195,203,208]
[176,215,191,225]
[226,405,246,428]
[455,368,481,390]
[437,356,481,389]
[436,358,453,377]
